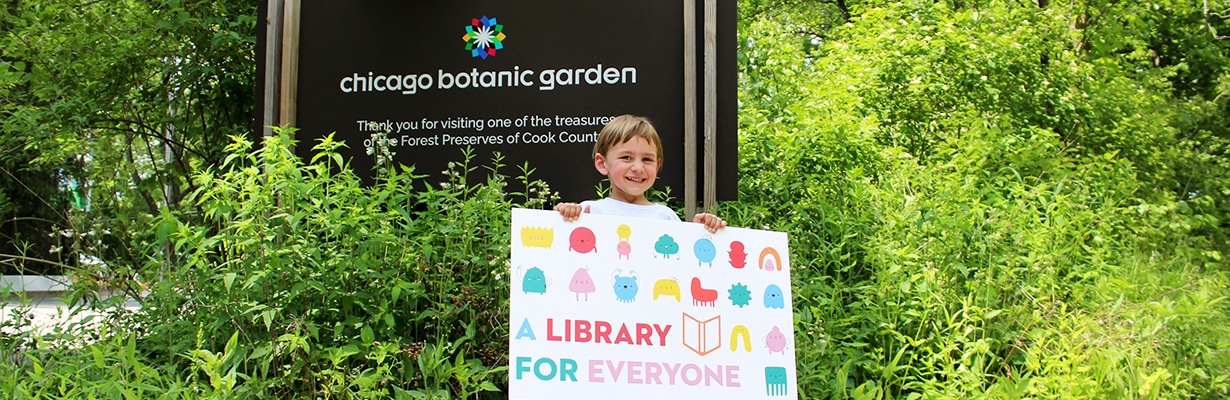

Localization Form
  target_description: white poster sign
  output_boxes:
[509,208,797,399]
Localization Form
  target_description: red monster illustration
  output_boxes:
[728,241,748,268]
[569,227,596,253]
[690,277,717,307]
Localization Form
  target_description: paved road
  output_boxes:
[2,296,141,336]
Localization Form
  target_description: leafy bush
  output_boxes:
[3,129,558,398]
[728,2,1230,398]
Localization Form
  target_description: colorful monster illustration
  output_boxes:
[654,234,680,259]
[653,278,681,302]
[763,284,786,309]
[611,270,639,303]
[690,277,718,307]
[569,227,596,253]
[519,226,554,249]
[693,237,716,267]
[728,282,752,308]
[519,266,548,295]
[764,326,789,354]
[765,367,788,396]
[730,325,752,352]
[616,240,632,260]
[616,224,632,259]
[728,241,747,268]
[568,268,595,301]
[759,246,783,271]
[616,224,632,241]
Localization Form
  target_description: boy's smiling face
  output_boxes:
[594,135,661,205]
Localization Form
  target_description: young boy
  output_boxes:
[555,114,726,233]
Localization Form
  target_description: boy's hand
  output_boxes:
[555,202,591,222]
[693,212,727,233]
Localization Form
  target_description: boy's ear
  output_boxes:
[594,153,610,176]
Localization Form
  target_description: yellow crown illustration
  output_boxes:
[520,226,554,249]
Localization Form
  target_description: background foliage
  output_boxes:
[2,0,1228,398]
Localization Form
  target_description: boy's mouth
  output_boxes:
[625,176,647,183]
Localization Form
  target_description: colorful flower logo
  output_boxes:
[462,16,505,59]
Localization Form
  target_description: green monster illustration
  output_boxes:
[765,367,788,396]
[520,267,548,294]
[728,283,752,308]
[654,234,680,259]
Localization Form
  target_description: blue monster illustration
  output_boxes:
[765,367,788,396]
[612,270,639,303]
[693,238,716,267]
[654,234,680,259]
[763,284,785,309]
[521,267,548,295]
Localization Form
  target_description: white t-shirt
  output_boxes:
[580,197,681,221]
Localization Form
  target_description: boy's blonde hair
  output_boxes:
[593,115,664,161]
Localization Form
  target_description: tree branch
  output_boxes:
[0,253,78,273]
[2,216,62,226]
[1205,0,1229,40]
[89,118,210,160]
[796,29,826,41]
[122,132,160,215]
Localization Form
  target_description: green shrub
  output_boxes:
[727,3,1230,399]
[0,129,557,398]
[127,129,562,397]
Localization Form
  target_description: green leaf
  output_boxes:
[224,331,239,357]
[261,309,275,331]
[24,354,44,379]
[223,272,237,292]
[91,345,106,370]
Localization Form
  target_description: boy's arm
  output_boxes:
[693,212,727,233]
[555,202,591,222]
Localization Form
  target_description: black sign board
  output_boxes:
[281,0,736,202]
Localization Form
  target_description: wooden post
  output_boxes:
[278,0,301,131]
[684,0,698,219]
[262,0,282,138]
[703,0,717,212]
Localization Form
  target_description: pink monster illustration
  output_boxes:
[765,326,788,354]
[728,241,747,269]
[617,240,631,259]
[569,227,596,253]
[569,268,596,301]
